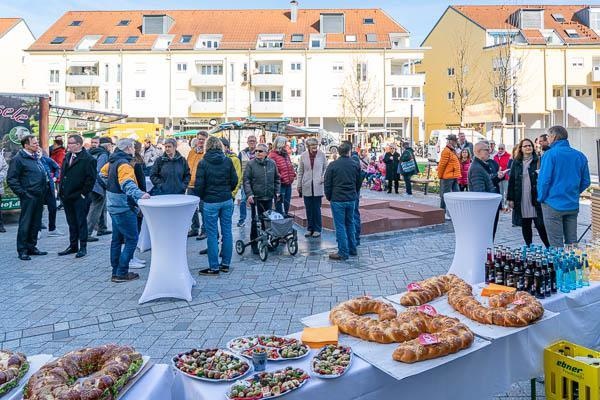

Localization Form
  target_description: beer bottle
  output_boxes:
[524,258,533,292]
[534,260,545,299]
[542,258,551,297]
[503,259,511,287]
[495,261,504,285]
[548,258,557,293]
[485,248,493,284]
[514,260,523,290]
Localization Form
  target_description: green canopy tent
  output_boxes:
[172,129,200,138]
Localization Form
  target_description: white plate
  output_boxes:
[116,356,152,400]
[225,368,310,400]
[171,349,253,383]
[227,335,310,361]
[310,345,353,379]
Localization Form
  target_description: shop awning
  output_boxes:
[172,129,200,137]
[50,105,127,124]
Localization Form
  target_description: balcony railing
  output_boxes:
[252,73,284,86]
[190,101,225,114]
[65,74,100,87]
[190,74,225,87]
[251,101,283,113]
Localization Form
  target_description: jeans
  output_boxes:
[109,210,138,277]
[186,188,203,234]
[204,200,234,270]
[276,184,292,216]
[44,186,57,231]
[439,179,459,210]
[87,192,106,235]
[354,197,361,246]
[303,196,322,233]
[251,199,272,251]
[16,193,45,254]
[499,180,509,209]
[63,195,91,249]
[542,204,578,247]
[239,188,248,223]
[402,173,412,195]
[331,201,357,259]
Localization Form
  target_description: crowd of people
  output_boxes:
[1,124,591,283]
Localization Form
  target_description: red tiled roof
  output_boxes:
[29,9,407,51]
[0,18,21,39]
[452,5,600,45]
[521,29,547,44]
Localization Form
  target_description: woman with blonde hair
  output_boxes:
[269,136,296,215]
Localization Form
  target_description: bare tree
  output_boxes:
[488,35,524,126]
[450,24,481,126]
[339,57,377,146]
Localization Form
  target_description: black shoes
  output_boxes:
[28,248,48,256]
[187,231,198,238]
[87,236,99,242]
[199,268,219,276]
[196,232,207,240]
[97,230,112,236]
[111,272,140,283]
[199,248,208,255]
[220,265,230,273]
[76,249,87,258]
[58,247,78,256]
[18,253,31,261]
[0,226,6,233]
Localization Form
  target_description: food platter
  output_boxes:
[172,349,252,382]
[227,335,310,361]
[226,367,310,400]
[310,345,353,379]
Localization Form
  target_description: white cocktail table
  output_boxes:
[444,192,501,284]
[137,178,154,252]
[138,194,199,304]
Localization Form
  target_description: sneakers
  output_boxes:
[329,253,348,261]
[199,268,219,276]
[187,231,198,238]
[96,230,112,236]
[197,232,207,240]
[111,272,140,283]
[236,221,245,228]
[47,229,63,237]
[312,232,321,238]
[129,260,146,269]
[220,265,230,273]
[304,231,313,238]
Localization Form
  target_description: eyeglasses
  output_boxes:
[255,150,265,153]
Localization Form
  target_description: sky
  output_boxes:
[0,0,578,46]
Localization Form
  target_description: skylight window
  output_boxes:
[291,34,304,42]
[117,20,130,26]
[363,18,374,24]
[366,33,377,43]
[180,35,192,43]
[70,20,82,26]
[552,13,566,23]
[50,36,66,44]
[103,36,117,44]
[565,29,580,38]
[125,36,139,44]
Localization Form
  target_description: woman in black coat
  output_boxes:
[507,138,550,248]
[398,142,420,196]
[383,144,400,194]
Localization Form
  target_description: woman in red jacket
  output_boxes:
[458,148,471,191]
[493,143,512,210]
[269,136,296,216]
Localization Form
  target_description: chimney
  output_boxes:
[290,0,298,23]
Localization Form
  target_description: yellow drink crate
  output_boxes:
[544,341,600,400]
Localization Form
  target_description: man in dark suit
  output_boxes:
[6,135,49,260]
[58,134,97,258]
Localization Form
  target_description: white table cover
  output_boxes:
[122,364,173,400]
[138,194,199,304]
[445,192,501,284]
[5,354,53,400]
[136,178,154,252]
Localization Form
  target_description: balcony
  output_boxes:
[190,74,225,87]
[388,73,425,87]
[593,65,600,82]
[65,74,100,87]
[251,101,283,114]
[252,73,284,87]
[190,101,225,114]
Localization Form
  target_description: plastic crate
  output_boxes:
[544,341,600,400]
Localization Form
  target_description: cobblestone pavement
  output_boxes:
[0,189,591,399]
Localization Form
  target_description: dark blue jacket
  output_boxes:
[7,150,48,198]
[324,155,362,202]
[40,155,60,192]
[194,149,238,203]
[149,151,190,195]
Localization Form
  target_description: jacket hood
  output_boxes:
[204,149,226,165]
[108,149,133,163]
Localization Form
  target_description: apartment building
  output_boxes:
[26,3,426,139]
[421,5,600,139]
[0,18,35,93]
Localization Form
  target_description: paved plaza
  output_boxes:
[0,190,591,399]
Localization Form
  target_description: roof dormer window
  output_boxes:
[345,35,356,42]
[552,13,566,23]
[565,29,580,39]
[50,37,66,44]
[320,13,345,34]
[195,34,222,50]
[103,36,117,44]
[125,36,139,44]
[257,34,284,50]
[309,34,325,49]
[180,35,192,44]
[70,20,82,26]
[518,9,544,29]
[142,14,174,35]
[117,20,130,26]
[291,34,304,42]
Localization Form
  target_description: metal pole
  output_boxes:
[409,103,414,147]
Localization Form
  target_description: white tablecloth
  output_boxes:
[122,364,173,400]
[169,283,600,400]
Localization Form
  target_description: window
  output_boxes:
[135,89,146,99]
[290,89,301,98]
[345,35,356,42]
[177,63,187,72]
[597,88,600,99]
[230,63,235,82]
[103,36,117,44]
[565,29,580,39]
[391,87,406,100]
[447,67,455,76]
[70,20,82,26]
[117,64,121,82]
[552,13,566,22]
[311,39,322,48]
[291,62,301,71]
[104,90,109,109]
[200,64,223,75]
[447,91,455,100]
[49,69,60,83]
[366,33,377,43]
[412,87,421,99]
[552,88,562,97]
[125,36,139,44]
[116,90,121,109]
[51,37,66,44]
[258,40,283,49]
[320,13,344,34]
[570,57,584,68]
[104,64,109,82]
[291,34,304,42]
[332,63,344,72]
[257,63,281,74]
[199,90,223,102]
[50,90,59,104]
[200,40,219,48]
[180,35,192,43]
[258,90,282,102]
[356,62,367,81]
[117,20,130,26]
[363,18,374,24]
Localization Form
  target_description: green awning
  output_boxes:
[172,129,200,137]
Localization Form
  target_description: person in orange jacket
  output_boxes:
[437,134,461,216]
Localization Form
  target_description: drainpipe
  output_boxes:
[119,49,123,114]
[224,56,228,122]
[248,48,252,116]
[563,45,568,128]
[304,47,308,125]
[168,49,172,128]
[383,48,387,135]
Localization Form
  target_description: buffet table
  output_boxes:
[122,364,173,400]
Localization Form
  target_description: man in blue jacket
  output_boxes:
[537,125,590,247]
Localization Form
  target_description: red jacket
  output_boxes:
[458,160,471,186]
[494,152,511,180]
[269,150,296,185]
[50,146,66,182]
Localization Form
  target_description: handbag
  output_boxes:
[400,160,416,174]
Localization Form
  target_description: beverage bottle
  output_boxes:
[542,258,551,298]
[568,256,577,291]
[575,255,583,288]
[485,248,493,284]
[548,258,557,293]
[503,259,511,287]
[513,261,523,290]
[524,259,533,292]
[559,257,570,293]
[582,253,590,287]
[495,261,504,285]
[534,262,545,299]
